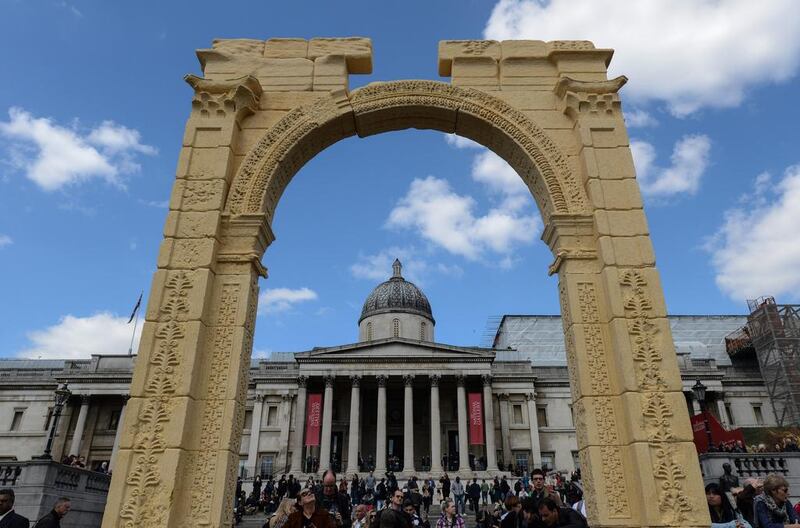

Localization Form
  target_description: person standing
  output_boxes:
[421,480,433,516]
[33,497,71,528]
[353,504,369,528]
[468,478,481,518]
[451,477,465,516]
[285,488,335,528]
[440,473,451,501]
[481,479,489,506]
[377,478,388,511]
[319,470,352,528]
[436,499,465,528]
[0,489,29,528]
[380,489,410,528]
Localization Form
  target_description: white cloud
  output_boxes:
[624,109,658,128]
[258,287,318,314]
[707,165,800,301]
[0,108,156,191]
[19,312,142,359]
[484,0,800,115]
[631,135,711,197]
[444,133,482,149]
[471,150,529,198]
[387,176,540,260]
[0,234,11,248]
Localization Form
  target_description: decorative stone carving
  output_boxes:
[429,374,440,386]
[297,375,308,388]
[576,282,611,394]
[226,80,587,223]
[455,375,465,387]
[350,375,361,387]
[481,374,492,386]
[555,76,627,120]
[120,272,193,526]
[376,375,387,387]
[620,269,693,523]
[185,75,262,121]
[403,374,414,387]
[324,376,335,388]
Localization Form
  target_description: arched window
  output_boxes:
[366,322,373,341]
[392,318,400,338]
[420,321,427,341]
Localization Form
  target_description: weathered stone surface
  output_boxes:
[104,36,708,528]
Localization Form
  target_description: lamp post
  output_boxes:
[36,382,72,460]
[692,380,714,452]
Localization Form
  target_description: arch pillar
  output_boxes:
[102,74,268,528]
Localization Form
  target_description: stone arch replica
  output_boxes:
[103,37,709,528]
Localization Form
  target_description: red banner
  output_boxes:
[305,394,322,446]
[691,411,745,453]
[468,392,484,445]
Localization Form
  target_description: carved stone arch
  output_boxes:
[225,80,587,224]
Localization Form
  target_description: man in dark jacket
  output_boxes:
[380,489,410,528]
[317,470,351,528]
[467,479,482,519]
[33,497,71,528]
[0,489,30,528]
[537,498,587,528]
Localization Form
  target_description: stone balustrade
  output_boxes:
[5,460,109,528]
[699,452,800,500]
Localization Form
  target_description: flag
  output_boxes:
[127,292,142,324]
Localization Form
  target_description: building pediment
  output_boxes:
[294,338,495,364]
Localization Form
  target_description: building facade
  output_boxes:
[0,262,778,479]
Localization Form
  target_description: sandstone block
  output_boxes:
[163,211,222,239]
[145,268,215,323]
[590,146,637,179]
[438,40,501,76]
[169,179,227,212]
[263,38,308,59]
[597,235,656,267]
[594,209,649,237]
[128,320,208,400]
[177,146,235,181]
[500,57,558,78]
[158,237,218,270]
[585,179,644,210]
[308,37,372,74]
[212,39,265,57]
[500,40,547,58]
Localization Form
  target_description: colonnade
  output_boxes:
[288,374,501,474]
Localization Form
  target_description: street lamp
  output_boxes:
[36,382,72,460]
[692,380,714,452]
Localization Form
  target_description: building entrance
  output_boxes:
[387,435,403,472]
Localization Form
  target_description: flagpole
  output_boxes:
[128,307,139,356]
[127,291,143,356]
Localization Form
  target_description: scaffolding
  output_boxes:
[742,297,800,427]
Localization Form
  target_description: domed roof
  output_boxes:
[359,259,434,324]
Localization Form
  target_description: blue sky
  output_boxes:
[1,0,799,359]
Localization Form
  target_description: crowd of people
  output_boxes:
[237,468,589,528]
[709,437,800,454]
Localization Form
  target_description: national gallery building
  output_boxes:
[0,261,780,479]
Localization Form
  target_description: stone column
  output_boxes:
[403,375,414,473]
[456,375,469,472]
[109,395,129,472]
[346,376,361,474]
[498,394,512,467]
[68,395,90,457]
[716,396,728,427]
[319,376,335,471]
[246,394,265,478]
[525,393,542,469]
[277,394,293,473]
[290,376,308,473]
[429,375,443,474]
[481,375,499,472]
[375,375,387,473]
